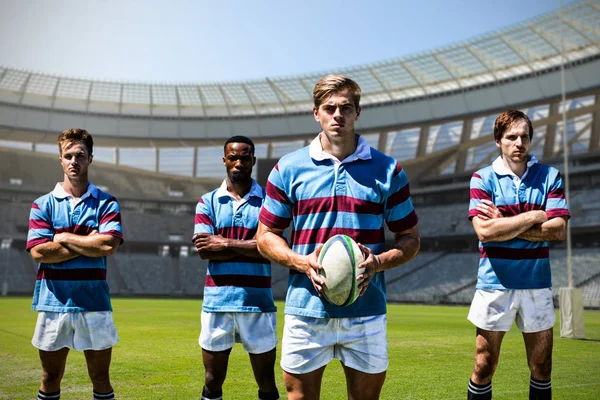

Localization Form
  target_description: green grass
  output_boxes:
[1,298,599,399]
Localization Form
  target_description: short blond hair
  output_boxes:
[313,74,361,109]
[57,128,93,156]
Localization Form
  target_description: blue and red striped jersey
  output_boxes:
[27,182,124,312]
[469,156,570,289]
[259,135,418,318]
[194,180,276,313]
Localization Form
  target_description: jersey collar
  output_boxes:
[492,155,538,178]
[309,133,372,164]
[216,178,263,200]
[52,182,98,200]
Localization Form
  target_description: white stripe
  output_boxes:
[530,380,552,390]
[468,382,492,394]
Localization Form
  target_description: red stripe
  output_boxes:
[266,181,290,204]
[292,227,384,246]
[393,162,403,177]
[275,163,279,171]
[32,202,40,210]
[37,268,107,281]
[259,208,291,230]
[481,246,549,260]
[498,203,544,216]
[100,211,121,225]
[470,188,491,200]
[472,173,482,179]
[387,210,418,233]
[99,230,123,240]
[498,204,520,216]
[26,237,51,250]
[546,209,570,219]
[294,196,383,216]
[216,226,256,240]
[29,219,53,230]
[195,213,214,226]
[386,184,411,210]
[55,225,96,235]
[205,274,272,288]
[468,209,481,219]
[548,188,565,199]
[521,203,545,212]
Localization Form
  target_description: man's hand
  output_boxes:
[475,199,503,220]
[304,244,325,295]
[356,243,382,296]
[193,233,229,252]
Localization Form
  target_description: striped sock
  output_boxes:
[258,389,280,400]
[468,379,492,399]
[93,390,115,400]
[201,387,223,400]
[38,390,60,400]
[529,378,551,400]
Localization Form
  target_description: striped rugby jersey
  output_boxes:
[259,134,418,319]
[27,182,124,312]
[194,179,276,313]
[469,156,570,290]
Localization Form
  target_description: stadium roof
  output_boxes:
[1,0,599,118]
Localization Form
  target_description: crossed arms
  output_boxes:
[473,199,567,243]
[193,233,263,260]
[30,231,121,264]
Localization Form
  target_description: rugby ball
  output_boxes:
[317,234,365,307]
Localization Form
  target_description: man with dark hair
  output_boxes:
[27,128,123,400]
[256,74,420,399]
[193,135,279,400]
[467,110,570,399]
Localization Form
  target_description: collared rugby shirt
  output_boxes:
[194,179,276,313]
[27,182,123,312]
[259,134,418,318]
[469,156,570,290]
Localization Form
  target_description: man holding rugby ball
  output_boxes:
[256,74,421,400]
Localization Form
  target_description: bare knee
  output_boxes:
[473,351,498,383]
[42,369,63,387]
[205,369,227,391]
[530,355,552,380]
[88,368,112,392]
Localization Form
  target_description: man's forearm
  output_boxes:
[517,218,567,242]
[257,230,306,272]
[475,211,546,243]
[379,234,420,272]
[229,239,264,259]
[31,242,80,264]
[58,233,118,257]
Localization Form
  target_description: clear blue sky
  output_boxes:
[0,0,570,83]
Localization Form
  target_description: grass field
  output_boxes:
[1,297,599,399]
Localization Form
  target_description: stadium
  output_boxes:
[1,1,600,399]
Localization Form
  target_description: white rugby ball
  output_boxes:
[317,234,365,307]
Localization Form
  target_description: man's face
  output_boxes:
[496,119,531,164]
[59,141,92,179]
[223,142,255,185]
[313,90,360,139]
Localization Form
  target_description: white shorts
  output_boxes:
[281,314,388,375]
[467,289,556,333]
[199,311,277,354]
[32,311,119,351]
